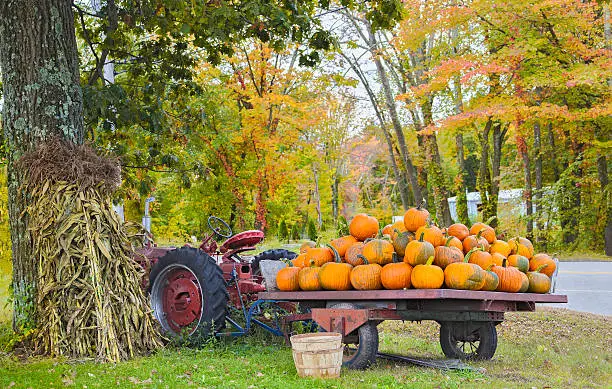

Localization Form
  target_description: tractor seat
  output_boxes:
[220,230,265,253]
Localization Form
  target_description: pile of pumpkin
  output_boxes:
[276,208,557,294]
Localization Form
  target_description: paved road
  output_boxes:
[544,261,612,316]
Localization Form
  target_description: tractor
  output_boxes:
[135,215,297,337]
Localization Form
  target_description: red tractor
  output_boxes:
[137,216,297,337]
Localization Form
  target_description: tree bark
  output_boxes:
[597,154,612,256]
[331,173,339,223]
[339,51,410,210]
[490,123,506,228]
[454,133,471,225]
[533,122,544,239]
[368,29,423,205]
[0,0,84,330]
[477,119,494,222]
[547,123,560,182]
[517,136,533,239]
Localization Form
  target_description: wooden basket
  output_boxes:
[290,333,343,378]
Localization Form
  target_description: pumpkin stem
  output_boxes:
[445,236,454,247]
[464,248,476,263]
[357,254,369,265]
[486,264,495,271]
[535,264,549,273]
[284,259,294,267]
[418,232,425,242]
[502,257,508,268]
[309,259,316,267]
[417,200,425,209]
[326,244,342,263]
[425,256,434,266]
[485,216,497,225]
[476,230,483,240]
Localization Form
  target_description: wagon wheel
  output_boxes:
[330,303,379,370]
[149,247,228,338]
[439,321,497,360]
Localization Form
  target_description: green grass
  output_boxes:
[0,308,610,388]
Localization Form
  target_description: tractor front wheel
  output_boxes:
[149,247,228,338]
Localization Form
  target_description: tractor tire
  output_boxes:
[251,249,297,275]
[331,303,379,370]
[149,247,228,338]
[439,321,497,360]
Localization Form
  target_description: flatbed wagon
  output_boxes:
[257,289,568,369]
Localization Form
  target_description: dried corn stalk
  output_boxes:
[21,140,162,361]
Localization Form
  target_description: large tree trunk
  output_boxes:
[477,119,494,222]
[368,31,422,205]
[490,123,506,228]
[421,97,453,226]
[547,123,560,182]
[598,154,612,256]
[454,133,471,226]
[533,122,544,243]
[0,0,84,330]
[517,135,533,239]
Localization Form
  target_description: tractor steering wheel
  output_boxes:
[207,216,232,239]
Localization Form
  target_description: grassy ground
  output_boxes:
[0,308,610,388]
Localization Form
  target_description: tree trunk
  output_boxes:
[369,32,422,205]
[547,123,560,182]
[331,173,339,223]
[533,122,544,241]
[312,165,322,228]
[490,123,506,228]
[517,136,533,239]
[597,154,612,256]
[421,97,453,226]
[477,119,493,222]
[0,0,84,330]
[454,133,471,225]
[339,51,410,210]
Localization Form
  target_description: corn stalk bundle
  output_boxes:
[20,139,162,361]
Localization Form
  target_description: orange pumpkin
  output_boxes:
[381,254,412,290]
[444,255,486,290]
[276,264,301,291]
[469,222,496,244]
[300,241,316,254]
[527,264,551,293]
[490,239,512,257]
[491,252,506,267]
[490,258,524,293]
[350,259,383,290]
[480,265,500,291]
[507,254,530,273]
[466,247,495,270]
[415,224,445,247]
[330,235,358,258]
[292,253,307,268]
[462,231,490,254]
[508,237,534,259]
[304,246,334,267]
[349,213,379,241]
[389,220,408,240]
[298,261,321,291]
[529,253,556,277]
[403,205,430,232]
[318,246,353,290]
[446,236,463,251]
[361,238,394,265]
[411,256,444,289]
[433,237,464,269]
[392,230,415,257]
[404,232,435,266]
[381,224,393,236]
[447,223,470,241]
[345,242,365,266]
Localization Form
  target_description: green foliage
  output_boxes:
[290,223,301,241]
[307,219,318,241]
[277,220,288,243]
[337,215,349,236]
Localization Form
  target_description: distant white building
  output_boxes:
[447,189,543,221]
